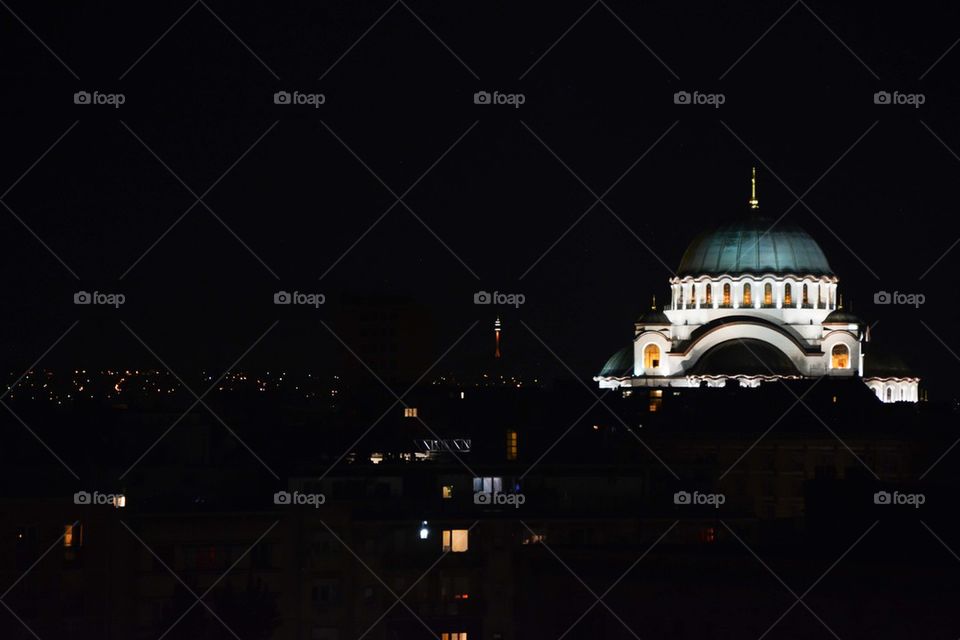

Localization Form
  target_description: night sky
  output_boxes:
[1,2,959,397]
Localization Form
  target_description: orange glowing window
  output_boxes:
[506,430,518,461]
[705,284,712,305]
[784,283,792,306]
[742,283,752,306]
[802,284,809,305]
[831,344,849,369]
[63,523,82,548]
[643,344,660,369]
[764,283,772,305]
[442,530,468,552]
[722,283,731,306]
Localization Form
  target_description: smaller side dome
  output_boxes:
[637,309,670,325]
[823,309,862,324]
[598,346,633,377]
[637,295,670,325]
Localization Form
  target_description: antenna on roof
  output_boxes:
[749,167,759,210]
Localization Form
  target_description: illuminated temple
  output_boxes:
[595,170,919,403]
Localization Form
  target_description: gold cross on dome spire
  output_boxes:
[749,167,759,209]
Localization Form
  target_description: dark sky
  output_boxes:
[1,1,959,397]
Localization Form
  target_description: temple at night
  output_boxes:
[596,170,920,402]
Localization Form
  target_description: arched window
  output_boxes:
[643,344,661,370]
[742,283,752,306]
[722,283,731,306]
[831,344,849,369]
[688,285,695,306]
[705,284,712,306]
[764,283,773,306]
[802,284,809,305]
[784,283,792,306]
[886,387,892,402]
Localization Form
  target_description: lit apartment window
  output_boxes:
[441,634,468,640]
[63,523,82,548]
[404,407,418,418]
[506,430,518,461]
[442,529,469,552]
[442,485,454,499]
[643,344,660,369]
[473,477,502,494]
[831,344,849,369]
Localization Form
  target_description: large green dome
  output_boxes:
[677,216,834,277]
